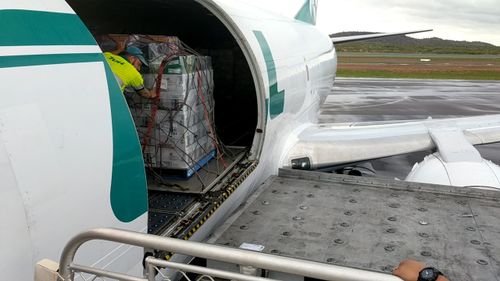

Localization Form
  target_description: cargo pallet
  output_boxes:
[148,149,216,180]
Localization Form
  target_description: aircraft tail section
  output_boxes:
[295,0,318,25]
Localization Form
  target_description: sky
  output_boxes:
[238,0,500,46]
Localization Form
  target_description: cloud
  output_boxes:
[316,0,500,45]
[234,0,500,45]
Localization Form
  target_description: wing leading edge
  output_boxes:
[285,115,500,169]
[331,30,433,44]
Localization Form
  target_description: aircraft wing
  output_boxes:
[285,115,500,169]
[331,30,432,44]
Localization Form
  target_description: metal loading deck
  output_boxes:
[210,169,500,281]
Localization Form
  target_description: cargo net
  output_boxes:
[99,35,228,183]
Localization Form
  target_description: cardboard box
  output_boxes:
[131,103,212,129]
[137,119,213,148]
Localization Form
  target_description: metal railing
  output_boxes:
[58,228,402,281]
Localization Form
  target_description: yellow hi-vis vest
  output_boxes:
[104,52,145,92]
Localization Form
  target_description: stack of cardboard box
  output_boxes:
[113,36,216,176]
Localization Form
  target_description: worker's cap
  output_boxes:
[126,46,148,67]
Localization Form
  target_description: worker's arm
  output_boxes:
[128,69,157,99]
[393,260,450,281]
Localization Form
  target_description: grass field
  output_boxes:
[337,52,500,80]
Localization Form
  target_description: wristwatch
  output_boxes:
[418,267,443,281]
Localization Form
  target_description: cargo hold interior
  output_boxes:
[68,0,261,235]
[68,0,258,150]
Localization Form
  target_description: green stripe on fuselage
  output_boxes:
[103,60,148,223]
[0,53,148,223]
[0,53,102,68]
[0,9,96,46]
[253,31,285,119]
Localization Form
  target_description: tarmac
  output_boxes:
[320,78,500,179]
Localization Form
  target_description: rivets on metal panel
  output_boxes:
[380,265,394,272]
[388,217,397,222]
[240,225,249,230]
[344,211,354,216]
[419,221,429,226]
[384,245,396,252]
[334,239,344,245]
[419,233,430,238]
[462,213,478,218]
[300,206,309,210]
[477,260,488,266]
[471,240,481,245]
[340,222,350,228]
[262,201,270,205]
[389,203,401,208]
[466,226,476,232]
[386,228,397,234]
[418,208,428,212]
[421,251,432,257]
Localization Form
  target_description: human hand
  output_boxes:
[137,88,157,99]
[148,89,157,99]
[393,259,425,281]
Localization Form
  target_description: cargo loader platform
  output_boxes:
[209,169,500,281]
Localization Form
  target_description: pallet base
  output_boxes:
[148,149,216,180]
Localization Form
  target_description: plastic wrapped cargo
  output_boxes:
[143,135,215,171]
[136,119,212,149]
[103,34,217,178]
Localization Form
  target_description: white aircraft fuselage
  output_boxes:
[0,0,336,279]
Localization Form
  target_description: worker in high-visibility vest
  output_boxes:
[104,45,156,99]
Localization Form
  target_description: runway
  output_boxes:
[320,78,500,179]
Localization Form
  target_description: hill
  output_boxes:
[331,32,500,55]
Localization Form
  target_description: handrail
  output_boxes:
[58,228,402,281]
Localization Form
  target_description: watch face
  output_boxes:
[419,268,440,281]
[421,269,434,278]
